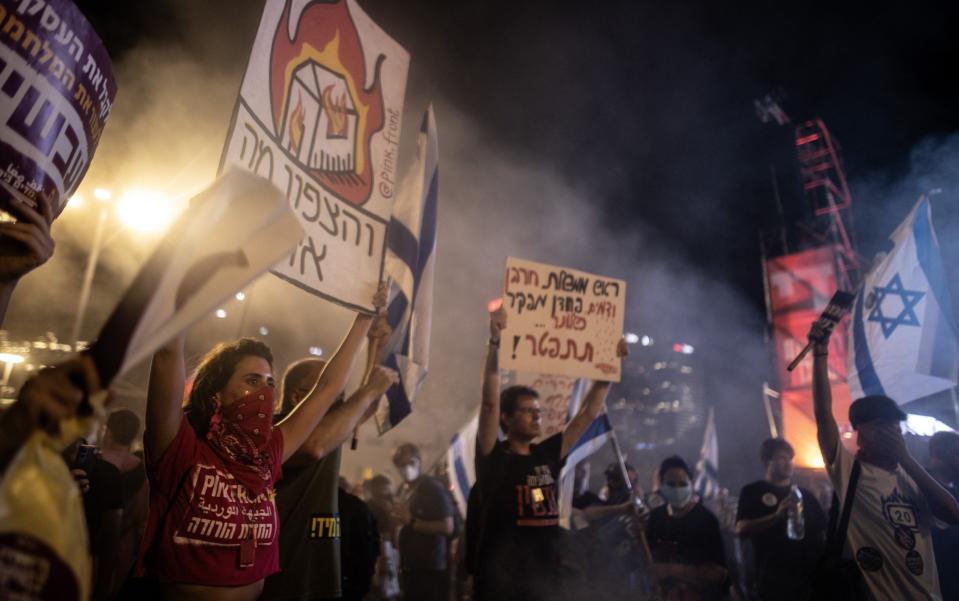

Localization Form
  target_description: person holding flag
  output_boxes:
[260,312,398,601]
[470,305,626,601]
[811,322,959,600]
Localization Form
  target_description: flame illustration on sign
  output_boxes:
[322,85,349,139]
[289,93,306,153]
[271,0,386,206]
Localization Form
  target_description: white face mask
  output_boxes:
[399,464,419,483]
[661,483,692,509]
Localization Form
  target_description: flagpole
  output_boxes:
[608,428,653,563]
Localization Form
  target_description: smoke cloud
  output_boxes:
[6,1,782,494]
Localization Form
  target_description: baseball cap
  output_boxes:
[849,395,907,429]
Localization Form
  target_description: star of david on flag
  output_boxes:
[848,199,959,404]
[867,273,925,339]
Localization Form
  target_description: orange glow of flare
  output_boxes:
[289,94,306,153]
[322,84,349,139]
[487,298,503,312]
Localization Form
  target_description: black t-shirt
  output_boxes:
[472,433,565,600]
[931,478,959,601]
[647,503,727,601]
[398,475,455,571]
[338,488,379,601]
[82,456,123,548]
[261,414,342,601]
[736,480,827,592]
[572,490,602,510]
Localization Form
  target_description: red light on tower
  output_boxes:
[672,343,683,353]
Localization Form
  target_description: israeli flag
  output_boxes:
[693,407,720,500]
[848,199,959,404]
[375,106,439,434]
[446,414,479,518]
[558,379,613,528]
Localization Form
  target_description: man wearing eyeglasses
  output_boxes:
[469,306,625,601]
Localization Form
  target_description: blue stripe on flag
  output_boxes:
[383,353,411,427]
[913,200,958,336]
[387,217,419,276]
[572,413,612,451]
[853,285,886,396]
[453,453,470,503]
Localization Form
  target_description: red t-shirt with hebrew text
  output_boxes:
[141,417,284,586]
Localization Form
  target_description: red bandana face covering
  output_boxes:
[206,386,276,495]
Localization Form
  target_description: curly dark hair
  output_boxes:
[184,338,274,437]
[760,438,794,464]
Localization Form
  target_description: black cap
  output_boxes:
[849,395,907,429]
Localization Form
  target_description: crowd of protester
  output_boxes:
[2,195,959,601]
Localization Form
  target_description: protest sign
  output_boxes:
[0,0,116,216]
[88,168,304,383]
[220,0,410,313]
[500,257,626,382]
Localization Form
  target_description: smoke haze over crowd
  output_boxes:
[6,0,959,490]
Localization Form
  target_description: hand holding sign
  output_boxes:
[489,304,507,343]
[786,290,856,371]
[0,195,54,285]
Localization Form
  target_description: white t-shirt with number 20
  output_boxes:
[828,439,942,601]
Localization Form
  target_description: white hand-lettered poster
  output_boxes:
[500,257,625,382]
[220,0,409,312]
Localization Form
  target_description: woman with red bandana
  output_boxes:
[139,288,385,601]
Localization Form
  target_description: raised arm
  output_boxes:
[0,355,100,473]
[145,334,186,459]
[561,338,626,458]
[287,365,398,467]
[277,309,374,462]
[0,195,55,327]
[810,329,839,466]
[895,440,959,525]
[478,306,506,456]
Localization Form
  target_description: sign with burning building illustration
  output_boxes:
[220,0,409,312]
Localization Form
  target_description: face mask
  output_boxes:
[660,483,692,509]
[400,464,419,483]
[213,386,275,450]
[205,386,276,495]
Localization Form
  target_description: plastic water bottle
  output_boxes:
[787,485,805,541]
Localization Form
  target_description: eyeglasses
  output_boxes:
[515,407,544,417]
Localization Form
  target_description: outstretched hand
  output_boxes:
[368,314,392,346]
[807,320,831,353]
[0,196,54,284]
[372,281,389,314]
[366,365,399,397]
[18,355,101,434]
[489,306,507,342]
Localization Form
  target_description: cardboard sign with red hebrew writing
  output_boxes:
[500,257,625,382]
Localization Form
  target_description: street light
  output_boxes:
[117,189,176,234]
[70,186,181,347]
